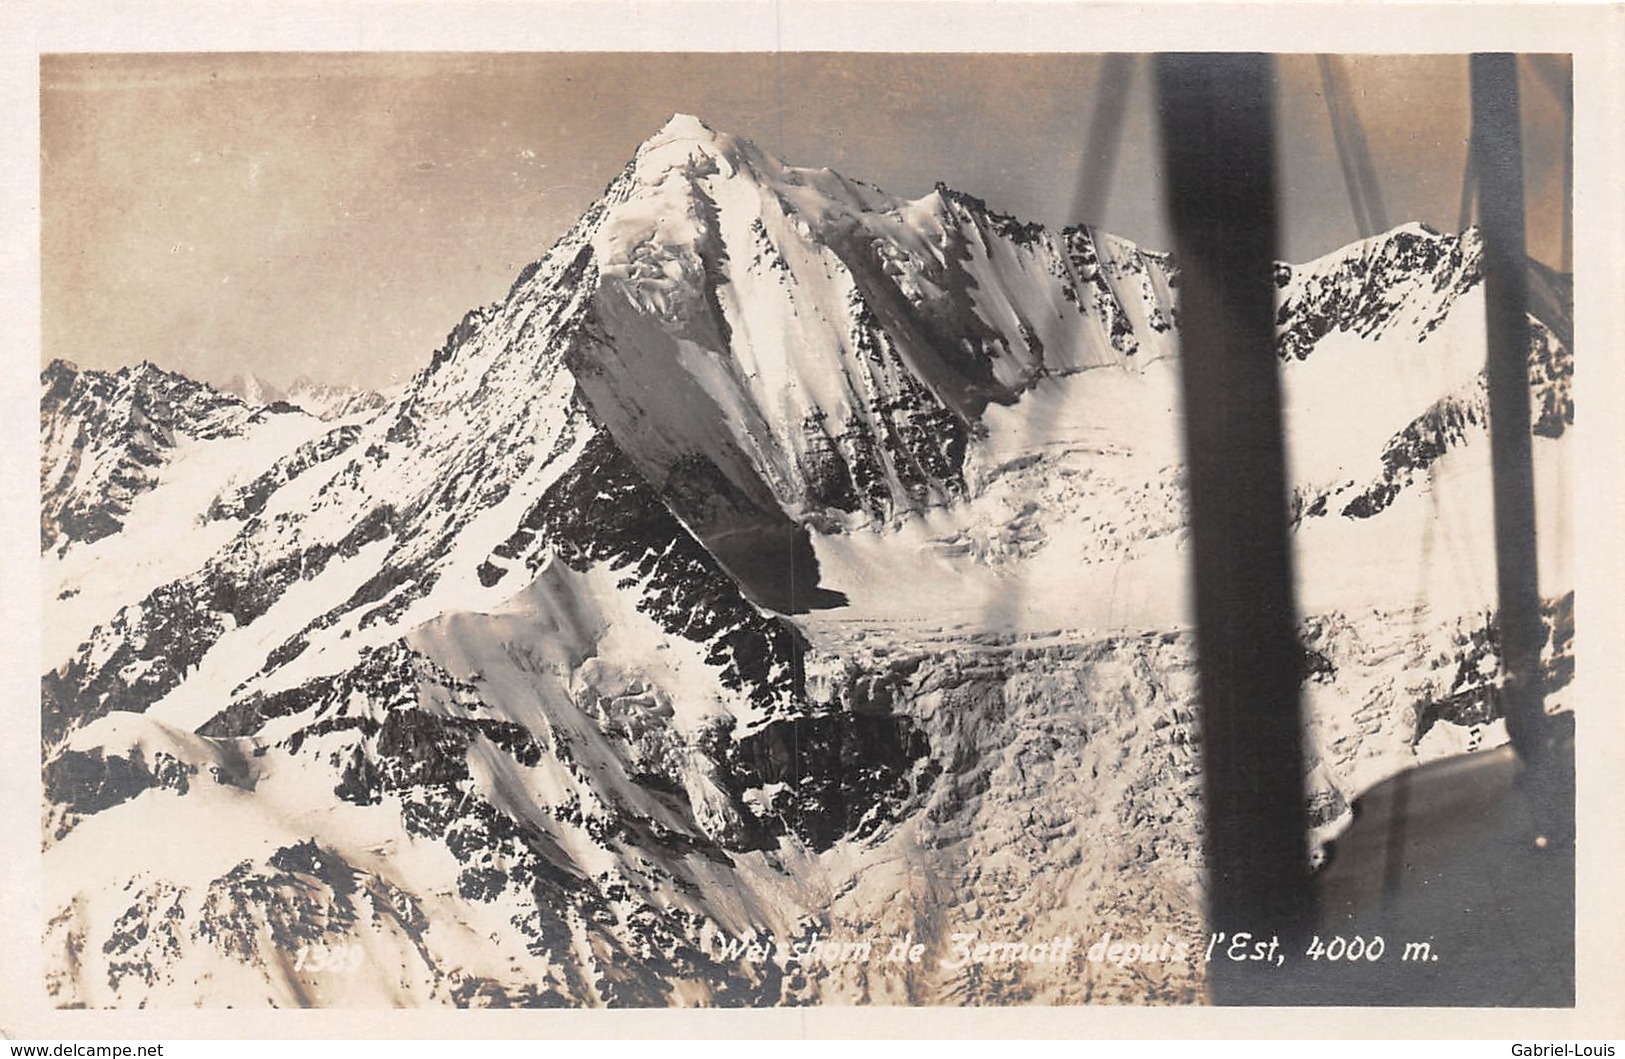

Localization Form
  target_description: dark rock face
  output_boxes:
[1060,226,1148,357]
[1274,226,1480,362]
[1528,316,1573,438]
[41,360,281,553]
[42,740,251,841]
[43,494,411,750]
[1340,386,1488,520]
[208,424,365,522]
[1322,317,1574,522]
[727,712,940,851]
[1411,591,1576,744]
[486,428,808,713]
[43,580,228,749]
[181,628,799,1005]
[44,750,164,823]
[790,319,973,527]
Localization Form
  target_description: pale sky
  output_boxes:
[40,52,1571,392]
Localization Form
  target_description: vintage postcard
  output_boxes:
[4,0,1622,1040]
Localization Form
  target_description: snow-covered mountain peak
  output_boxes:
[222,371,287,408]
[644,112,724,150]
[1274,221,1484,362]
[557,118,1191,571]
[1286,220,1475,281]
[619,115,905,231]
[218,369,387,421]
[629,111,751,184]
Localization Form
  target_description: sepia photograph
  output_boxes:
[6,0,1624,1040]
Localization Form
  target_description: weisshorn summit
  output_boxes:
[41,115,1572,1007]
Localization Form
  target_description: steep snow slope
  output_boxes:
[40,115,1573,1008]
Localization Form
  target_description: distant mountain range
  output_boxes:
[220,372,391,423]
